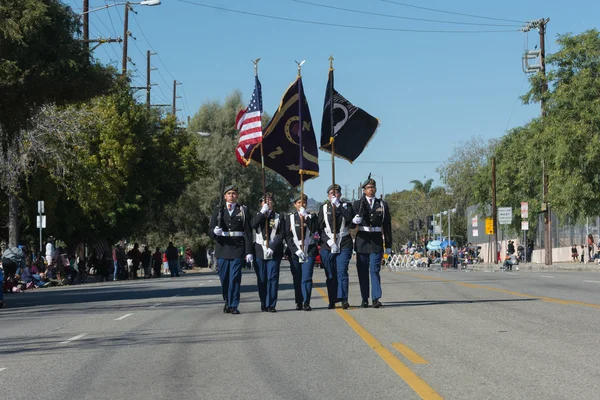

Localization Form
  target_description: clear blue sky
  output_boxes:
[71,0,599,201]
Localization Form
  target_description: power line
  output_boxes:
[180,84,194,122]
[131,12,178,81]
[176,0,519,34]
[379,0,527,24]
[292,0,522,27]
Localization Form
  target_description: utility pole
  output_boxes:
[83,0,89,52]
[172,80,182,116]
[492,156,498,264]
[146,50,157,111]
[122,3,130,75]
[522,17,551,264]
[539,19,552,265]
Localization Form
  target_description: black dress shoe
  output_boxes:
[231,308,241,314]
[261,306,267,312]
[328,303,336,309]
[223,304,231,314]
[361,300,369,308]
[373,300,383,308]
[342,301,350,310]
[303,303,312,311]
[269,307,277,313]
[296,303,303,311]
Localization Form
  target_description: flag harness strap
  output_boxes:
[323,204,349,247]
[290,213,312,254]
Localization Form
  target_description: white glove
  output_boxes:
[330,196,340,206]
[245,254,254,263]
[260,204,270,214]
[296,250,306,262]
[385,248,392,255]
[352,215,362,224]
[299,207,308,218]
[213,226,223,236]
[327,239,339,253]
[264,248,274,258]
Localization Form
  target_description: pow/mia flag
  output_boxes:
[245,76,319,187]
[320,69,379,163]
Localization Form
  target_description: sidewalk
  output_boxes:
[466,262,600,272]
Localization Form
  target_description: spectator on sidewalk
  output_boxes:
[166,242,179,277]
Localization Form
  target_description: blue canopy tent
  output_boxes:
[439,239,457,249]
[426,240,442,251]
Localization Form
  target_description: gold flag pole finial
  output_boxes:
[252,58,261,76]
[329,54,334,71]
[295,60,305,77]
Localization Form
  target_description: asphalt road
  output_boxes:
[1,264,600,399]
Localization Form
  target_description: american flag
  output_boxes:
[235,76,263,165]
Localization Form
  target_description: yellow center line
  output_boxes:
[315,286,442,399]
[398,272,600,309]
[392,343,429,365]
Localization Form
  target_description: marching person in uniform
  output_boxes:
[210,185,253,315]
[352,175,392,308]
[318,184,354,309]
[285,194,319,311]
[251,193,286,313]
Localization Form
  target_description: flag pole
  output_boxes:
[296,60,306,247]
[253,58,269,248]
[328,55,337,245]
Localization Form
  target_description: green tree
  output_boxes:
[143,91,292,250]
[0,0,114,246]
[409,178,436,195]
[386,187,452,248]
[520,29,600,219]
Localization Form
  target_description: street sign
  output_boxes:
[473,228,479,237]
[521,202,528,218]
[485,218,494,235]
[471,215,478,228]
[521,220,529,231]
[498,207,512,225]
[36,215,46,229]
[37,200,44,214]
[434,225,442,234]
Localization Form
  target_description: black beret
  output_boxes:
[223,184,238,195]
[293,194,308,203]
[327,184,341,193]
[362,177,376,189]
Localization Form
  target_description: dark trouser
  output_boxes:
[356,252,383,302]
[1,258,17,280]
[217,258,243,309]
[289,257,315,305]
[153,261,161,278]
[168,260,179,277]
[255,258,281,309]
[253,260,267,308]
[320,247,352,304]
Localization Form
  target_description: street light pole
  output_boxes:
[83,0,89,52]
[372,174,384,199]
[122,3,129,75]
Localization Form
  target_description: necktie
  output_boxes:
[228,204,232,212]
[369,198,373,208]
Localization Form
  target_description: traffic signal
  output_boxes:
[409,220,414,231]
[418,219,423,230]
[427,215,433,228]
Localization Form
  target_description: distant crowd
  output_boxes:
[0,236,207,309]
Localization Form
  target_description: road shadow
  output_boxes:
[359,298,539,309]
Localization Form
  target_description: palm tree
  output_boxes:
[410,179,434,194]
